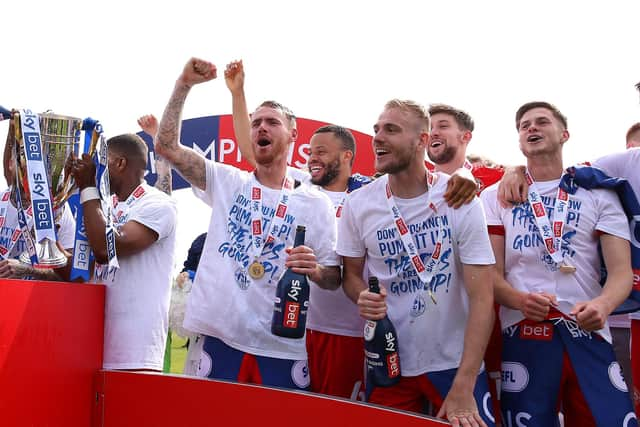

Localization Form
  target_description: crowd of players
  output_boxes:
[2,58,640,427]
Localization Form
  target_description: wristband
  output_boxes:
[80,187,100,204]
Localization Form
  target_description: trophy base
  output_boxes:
[19,238,68,269]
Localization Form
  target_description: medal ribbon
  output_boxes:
[0,188,33,259]
[113,184,147,225]
[13,179,38,266]
[383,173,442,303]
[525,170,570,265]
[70,118,99,280]
[248,175,294,265]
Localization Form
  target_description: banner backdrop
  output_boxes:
[138,115,375,189]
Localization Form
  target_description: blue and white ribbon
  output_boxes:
[18,109,57,251]
[95,129,119,274]
[69,118,98,280]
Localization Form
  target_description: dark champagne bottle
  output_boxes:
[363,276,401,386]
[271,225,310,339]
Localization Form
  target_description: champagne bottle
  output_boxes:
[363,276,401,386]
[271,225,310,339]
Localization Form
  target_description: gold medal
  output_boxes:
[248,261,265,279]
[559,262,576,274]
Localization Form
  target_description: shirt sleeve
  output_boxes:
[479,183,504,227]
[593,188,631,241]
[453,198,496,265]
[129,197,178,241]
[336,194,366,258]
[57,204,77,250]
[305,191,340,267]
[193,160,246,207]
[592,149,640,179]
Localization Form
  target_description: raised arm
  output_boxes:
[224,60,255,167]
[155,58,217,190]
[138,114,172,195]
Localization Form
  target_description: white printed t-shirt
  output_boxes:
[336,173,495,375]
[0,194,75,259]
[307,188,364,337]
[98,183,177,370]
[184,161,340,360]
[593,148,640,324]
[481,179,630,343]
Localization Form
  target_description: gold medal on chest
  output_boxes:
[248,261,265,280]
[559,261,576,274]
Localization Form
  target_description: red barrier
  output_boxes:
[93,370,449,427]
[0,278,450,426]
[0,279,105,427]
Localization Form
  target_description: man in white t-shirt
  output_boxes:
[71,133,177,371]
[497,121,640,415]
[154,58,341,391]
[305,125,370,398]
[337,99,495,426]
[223,60,368,397]
[482,102,636,426]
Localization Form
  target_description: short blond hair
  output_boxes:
[384,99,430,132]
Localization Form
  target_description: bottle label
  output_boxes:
[364,320,376,341]
[386,352,400,378]
[284,300,300,328]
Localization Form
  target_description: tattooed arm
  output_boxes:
[138,114,173,195]
[155,58,217,191]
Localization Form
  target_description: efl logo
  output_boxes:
[519,321,553,341]
[0,246,7,256]
[284,301,300,328]
[633,269,640,291]
[251,188,261,200]
[133,186,146,198]
[501,361,529,393]
[553,222,563,237]
[386,352,400,378]
[395,218,408,235]
[252,220,262,235]
[412,255,425,273]
[545,238,554,253]
[432,242,442,258]
[558,189,568,201]
[532,202,545,217]
[276,204,287,218]
[335,206,342,218]
[11,229,20,242]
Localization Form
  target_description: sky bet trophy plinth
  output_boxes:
[12,110,98,268]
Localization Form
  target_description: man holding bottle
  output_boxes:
[154,58,341,390]
[337,99,496,426]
